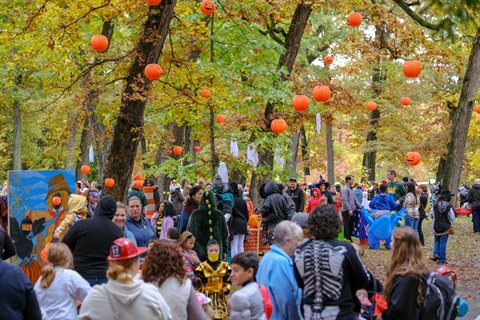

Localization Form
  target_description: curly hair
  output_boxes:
[308,204,342,239]
[142,239,186,286]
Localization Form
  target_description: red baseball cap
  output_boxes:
[108,238,148,261]
[435,266,457,281]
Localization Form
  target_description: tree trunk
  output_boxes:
[362,109,380,182]
[287,129,301,177]
[250,2,313,208]
[326,121,334,184]
[442,26,480,201]
[300,125,309,178]
[103,0,177,201]
[13,100,21,170]
[65,110,77,170]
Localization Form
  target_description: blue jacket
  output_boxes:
[125,215,156,249]
[369,194,398,211]
[257,245,303,320]
[0,259,42,320]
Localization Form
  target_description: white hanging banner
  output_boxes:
[247,144,259,167]
[230,140,239,157]
[89,145,94,163]
[275,147,285,166]
[316,113,321,134]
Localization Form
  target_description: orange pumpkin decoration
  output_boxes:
[324,55,334,65]
[173,146,183,155]
[403,60,422,78]
[81,165,91,174]
[20,257,42,285]
[144,63,162,80]
[133,179,143,189]
[248,214,262,228]
[200,0,216,15]
[367,101,377,111]
[275,17,281,23]
[400,97,411,106]
[292,95,310,112]
[104,178,115,187]
[475,105,480,114]
[147,0,161,5]
[312,85,331,102]
[52,196,62,206]
[90,35,109,51]
[271,119,287,134]
[167,149,173,155]
[194,146,201,151]
[201,89,211,98]
[216,114,226,123]
[347,12,363,27]
[133,174,143,181]
[405,151,421,166]
[41,242,53,263]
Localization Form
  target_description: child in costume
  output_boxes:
[53,194,87,239]
[195,239,231,320]
[230,252,266,320]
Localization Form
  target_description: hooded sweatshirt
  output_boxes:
[260,180,288,225]
[466,183,480,208]
[78,279,172,320]
[369,193,398,211]
[56,194,87,236]
[306,188,322,213]
[63,195,123,279]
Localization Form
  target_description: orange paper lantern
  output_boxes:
[147,0,161,5]
[312,85,331,102]
[324,55,334,65]
[194,146,201,152]
[403,60,422,78]
[200,0,216,15]
[201,89,211,98]
[173,146,183,155]
[271,119,287,134]
[216,114,226,123]
[275,17,281,23]
[475,105,480,114]
[400,97,411,106]
[292,95,310,112]
[104,178,115,187]
[367,101,377,111]
[347,12,363,27]
[144,63,162,80]
[133,180,143,189]
[405,151,421,166]
[133,174,143,181]
[167,149,173,155]
[52,196,62,206]
[81,165,91,174]
[90,35,108,51]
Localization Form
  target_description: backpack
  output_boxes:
[421,272,460,320]
[433,203,451,233]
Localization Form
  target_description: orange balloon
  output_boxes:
[194,146,201,151]
[200,0,216,15]
[312,85,331,102]
[400,97,411,106]
[271,119,287,134]
[324,55,334,65]
[81,165,91,174]
[475,105,480,114]
[367,101,377,111]
[403,60,422,78]
[144,63,162,80]
[105,178,115,187]
[147,0,161,5]
[405,151,421,166]
[90,35,109,51]
[292,95,310,112]
[201,89,211,98]
[216,114,226,123]
[173,146,183,155]
[347,12,363,27]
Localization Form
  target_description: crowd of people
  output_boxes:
[0,168,478,320]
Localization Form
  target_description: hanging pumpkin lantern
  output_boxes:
[400,97,411,106]
[201,89,211,98]
[275,17,281,23]
[405,151,421,166]
[312,85,331,102]
[133,174,143,181]
[347,12,363,27]
[104,178,115,187]
[367,101,377,111]
[90,35,109,52]
[144,63,162,80]
[52,196,62,206]
[80,165,91,174]
[292,95,310,112]
[475,105,480,114]
[167,149,173,155]
[200,0,216,15]
[133,180,143,189]
[147,0,161,5]
[324,55,334,65]
[173,146,183,155]
[271,119,287,134]
[402,60,422,78]
[194,146,201,152]
[216,114,226,123]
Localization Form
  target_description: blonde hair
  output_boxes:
[179,231,195,250]
[40,243,73,289]
[106,257,138,283]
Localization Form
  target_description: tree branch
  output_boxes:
[392,0,449,31]
[21,0,50,35]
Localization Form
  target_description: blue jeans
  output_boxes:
[472,206,480,233]
[433,234,449,263]
[85,277,108,287]
[404,215,419,236]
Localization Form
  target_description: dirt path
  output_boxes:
[360,215,480,318]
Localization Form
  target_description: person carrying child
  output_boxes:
[368,184,398,219]
[53,194,87,239]
[229,252,266,320]
[179,231,201,284]
[195,239,231,320]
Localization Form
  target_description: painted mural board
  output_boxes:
[7,170,76,283]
